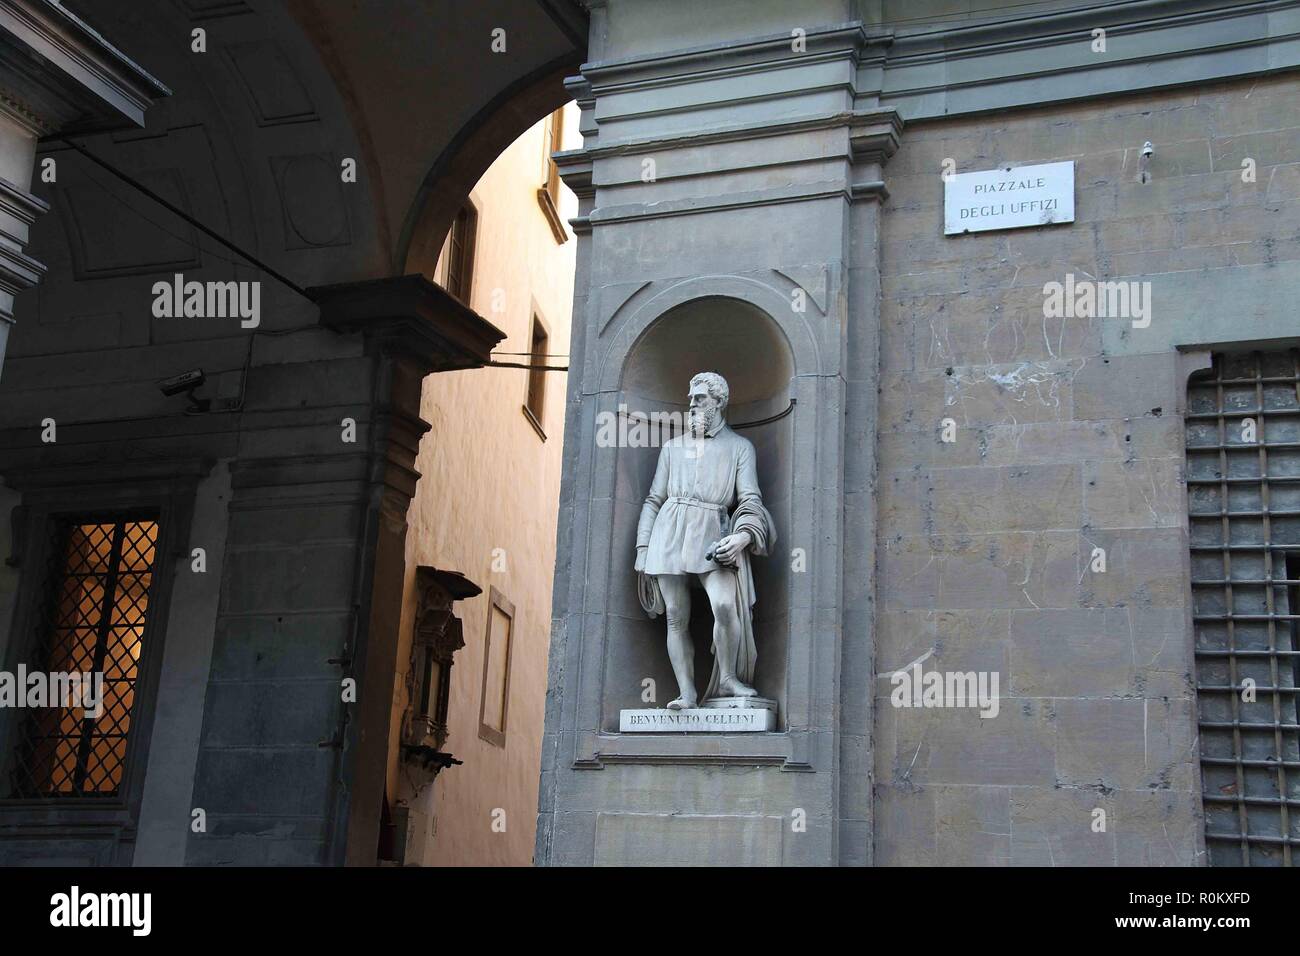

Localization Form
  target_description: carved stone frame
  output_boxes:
[477,586,515,748]
[565,273,835,772]
[0,458,209,865]
[405,566,480,753]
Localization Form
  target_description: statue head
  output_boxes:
[688,371,729,437]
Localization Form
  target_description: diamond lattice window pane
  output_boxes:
[7,515,160,799]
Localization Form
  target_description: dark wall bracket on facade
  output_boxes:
[310,273,506,375]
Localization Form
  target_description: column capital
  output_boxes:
[848,108,904,166]
[556,151,594,200]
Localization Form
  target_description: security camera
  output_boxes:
[158,369,205,396]
[158,369,210,412]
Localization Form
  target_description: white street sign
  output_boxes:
[944,160,1075,235]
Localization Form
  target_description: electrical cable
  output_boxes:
[54,137,569,415]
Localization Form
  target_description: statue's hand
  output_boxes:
[634,545,648,573]
[712,531,752,567]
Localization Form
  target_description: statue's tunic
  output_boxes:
[635,417,776,699]
[636,420,763,576]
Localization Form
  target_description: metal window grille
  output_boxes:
[1187,350,1300,865]
[7,514,160,798]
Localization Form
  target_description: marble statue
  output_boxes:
[635,371,776,709]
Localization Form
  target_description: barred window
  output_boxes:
[8,515,160,798]
[1187,350,1300,865]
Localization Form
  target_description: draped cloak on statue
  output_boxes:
[635,419,776,698]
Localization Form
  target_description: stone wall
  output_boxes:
[874,72,1300,864]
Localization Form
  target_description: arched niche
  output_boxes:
[605,296,795,729]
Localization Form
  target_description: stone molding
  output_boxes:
[3,456,213,560]
[0,0,170,134]
[573,729,815,771]
[875,0,1300,119]
[0,465,198,864]
[581,22,881,88]
[848,108,903,166]
[310,274,506,376]
[565,107,901,162]
[574,2,1300,124]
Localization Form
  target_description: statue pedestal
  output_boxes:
[619,697,776,733]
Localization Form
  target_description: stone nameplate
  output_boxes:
[944,160,1074,235]
[620,706,776,733]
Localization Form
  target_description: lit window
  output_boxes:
[8,516,159,798]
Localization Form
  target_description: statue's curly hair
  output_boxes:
[689,371,729,411]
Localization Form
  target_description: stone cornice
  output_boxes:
[885,0,1279,59]
[563,74,594,108]
[3,455,213,560]
[577,1,1300,124]
[877,0,1300,119]
[0,0,170,134]
[585,182,879,227]
[558,106,903,219]
[581,21,883,90]
[568,107,904,163]
[0,84,51,134]
[850,180,889,203]
[309,274,506,375]
[3,455,214,492]
[848,108,904,165]
[0,243,45,306]
[0,172,47,227]
[555,151,594,198]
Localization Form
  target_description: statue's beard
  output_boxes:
[689,407,717,438]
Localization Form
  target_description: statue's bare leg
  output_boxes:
[701,569,757,697]
[657,574,696,709]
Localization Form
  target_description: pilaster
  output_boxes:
[537,7,902,866]
[184,276,503,866]
[0,0,168,377]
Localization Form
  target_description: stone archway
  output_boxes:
[0,0,587,868]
